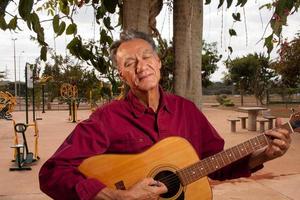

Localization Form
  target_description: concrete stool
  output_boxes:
[257,118,269,132]
[228,118,240,132]
[263,115,276,129]
[238,116,248,129]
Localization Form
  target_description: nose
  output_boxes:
[135,58,147,73]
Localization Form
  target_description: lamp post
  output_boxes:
[12,38,17,96]
[18,51,24,110]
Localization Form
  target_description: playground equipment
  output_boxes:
[0,91,16,120]
[60,83,78,122]
[10,120,40,171]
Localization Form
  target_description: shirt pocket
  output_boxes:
[108,131,152,154]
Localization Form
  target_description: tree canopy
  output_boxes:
[271,32,300,88]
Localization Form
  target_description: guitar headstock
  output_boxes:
[289,111,300,132]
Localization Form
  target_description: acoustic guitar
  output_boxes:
[78,112,300,200]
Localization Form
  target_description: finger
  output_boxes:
[269,145,283,157]
[265,129,289,141]
[271,139,289,150]
[275,118,283,128]
[152,182,168,194]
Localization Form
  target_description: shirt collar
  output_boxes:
[126,87,172,118]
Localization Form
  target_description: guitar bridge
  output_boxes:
[115,180,126,190]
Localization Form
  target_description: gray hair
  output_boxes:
[109,30,157,68]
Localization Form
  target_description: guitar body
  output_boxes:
[79,137,212,200]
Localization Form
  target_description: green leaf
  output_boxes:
[67,37,81,57]
[40,46,47,61]
[229,29,237,36]
[205,0,211,4]
[270,18,282,37]
[66,23,77,35]
[218,0,225,8]
[0,15,7,30]
[53,15,60,33]
[103,17,113,30]
[18,0,34,20]
[96,5,106,21]
[59,0,70,15]
[30,12,42,33]
[103,0,118,13]
[57,21,66,36]
[264,34,274,54]
[8,16,18,30]
[236,0,247,7]
[232,13,241,21]
[0,0,10,16]
[226,0,233,8]
[228,46,233,54]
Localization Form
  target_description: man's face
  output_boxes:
[116,39,161,93]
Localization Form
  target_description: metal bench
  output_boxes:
[227,118,240,132]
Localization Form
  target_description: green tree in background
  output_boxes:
[202,41,222,88]
[225,53,275,105]
[272,33,300,88]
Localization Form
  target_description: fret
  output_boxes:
[227,148,236,162]
[239,143,246,156]
[202,158,210,175]
[256,136,265,149]
[190,164,197,182]
[203,158,213,174]
[243,140,252,153]
[234,144,242,159]
[215,152,225,167]
[222,149,231,165]
[250,137,259,150]
[178,168,189,186]
[209,155,219,170]
[238,143,247,157]
[178,132,272,186]
[195,162,205,177]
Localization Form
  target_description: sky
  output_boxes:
[0,1,299,83]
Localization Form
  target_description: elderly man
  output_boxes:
[39,30,291,200]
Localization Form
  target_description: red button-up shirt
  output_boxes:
[39,89,259,200]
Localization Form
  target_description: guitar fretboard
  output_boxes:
[178,134,269,186]
[177,121,294,186]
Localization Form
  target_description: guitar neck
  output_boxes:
[178,122,293,186]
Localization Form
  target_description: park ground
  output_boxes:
[0,99,300,199]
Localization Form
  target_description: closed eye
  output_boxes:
[125,61,136,68]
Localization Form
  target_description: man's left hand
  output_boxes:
[263,118,291,160]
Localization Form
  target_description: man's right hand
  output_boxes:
[93,178,168,200]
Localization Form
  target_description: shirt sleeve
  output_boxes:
[194,107,263,181]
[39,110,110,200]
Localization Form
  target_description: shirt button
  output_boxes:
[138,138,144,142]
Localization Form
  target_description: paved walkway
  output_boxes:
[0,108,299,199]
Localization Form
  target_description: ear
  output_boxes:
[158,58,162,69]
[155,54,162,69]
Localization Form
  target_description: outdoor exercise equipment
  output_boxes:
[38,75,53,113]
[10,119,40,171]
[0,91,16,120]
[60,83,78,122]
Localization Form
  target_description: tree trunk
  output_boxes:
[173,0,203,108]
[122,0,151,33]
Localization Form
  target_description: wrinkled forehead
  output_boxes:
[116,39,154,62]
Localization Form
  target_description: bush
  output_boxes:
[216,95,235,106]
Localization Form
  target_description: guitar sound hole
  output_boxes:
[154,170,182,198]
